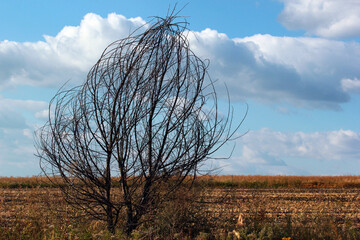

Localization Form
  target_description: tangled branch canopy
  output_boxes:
[36,14,242,233]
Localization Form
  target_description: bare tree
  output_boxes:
[35,13,245,235]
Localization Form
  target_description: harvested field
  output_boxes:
[1,176,360,239]
[201,188,360,225]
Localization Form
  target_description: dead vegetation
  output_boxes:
[1,176,360,239]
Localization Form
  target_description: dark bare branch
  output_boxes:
[35,12,245,235]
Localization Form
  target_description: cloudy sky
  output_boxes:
[0,0,359,176]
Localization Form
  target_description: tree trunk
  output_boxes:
[125,216,139,236]
[106,205,115,234]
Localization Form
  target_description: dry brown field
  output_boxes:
[1,176,360,239]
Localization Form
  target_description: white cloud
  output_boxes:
[0,95,48,128]
[224,128,360,175]
[244,128,360,160]
[278,0,360,39]
[188,30,360,109]
[34,109,49,120]
[0,97,48,112]
[1,13,360,110]
[341,78,360,94]
[1,12,360,176]
[0,13,146,89]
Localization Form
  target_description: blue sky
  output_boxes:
[0,0,360,176]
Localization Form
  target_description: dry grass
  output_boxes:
[1,175,360,239]
[0,187,120,239]
[2,175,360,189]
[197,175,360,188]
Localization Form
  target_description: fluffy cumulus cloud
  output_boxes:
[223,128,360,175]
[188,30,360,109]
[1,13,360,176]
[0,13,146,89]
[278,0,360,39]
[1,13,360,109]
